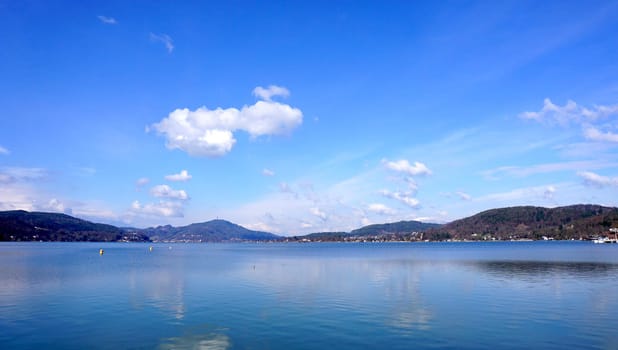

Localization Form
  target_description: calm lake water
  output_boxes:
[1,241,617,349]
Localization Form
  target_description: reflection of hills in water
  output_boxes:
[474,260,618,279]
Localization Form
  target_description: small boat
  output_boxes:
[593,228,618,243]
[593,237,618,244]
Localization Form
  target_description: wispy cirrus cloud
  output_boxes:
[150,86,303,157]
[455,191,471,201]
[97,15,117,24]
[475,184,563,203]
[482,160,617,179]
[0,167,47,183]
[367,203,396,215]
[577,171,618,187]
[583,126,618,143]
[150,33,174,53]
[309,207,328,221]
[0,145,9,155]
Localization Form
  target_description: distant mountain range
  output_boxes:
[1,204,617,242]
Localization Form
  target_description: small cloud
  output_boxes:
[455,191,471,201]
[136,177,150,187]
[131,200,184,217]
[279,182,298,199]
[383,159,432,176]
[150,33,174,53]
[310,207,327,221]
[519,98,580,125]
[520,98,618,128]
[244,222,274,232]
[301,222,313,229]
[165,170,192,182]
[577,171,618,188]
[262,168,275,177]
[367,203,396,215]
[0,146,9,155]
[544,186,556,199]
[0,167,46,183]
[253,85,290,101]
[380,189,420,208]
[40,198,65,213]
[361,217,372,226]
[403,177,418,192]
[97,15,117,24]
[150,184,189,200]
[279,182,293,193]
[583,126,618,143]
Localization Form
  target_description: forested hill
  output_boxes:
[0,210,148,242]
[140,219,280,242]
[350,220,441,236]
[426,204,618,240]
[294,220,441,241]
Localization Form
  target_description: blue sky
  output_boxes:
[2,0,618,234]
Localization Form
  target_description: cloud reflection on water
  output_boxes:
[235,257,436,333]
[158,327,230,350]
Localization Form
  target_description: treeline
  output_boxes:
[425,204,618,240]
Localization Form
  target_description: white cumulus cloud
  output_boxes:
[131,200,184,217]
[150,184,189,200]
[0,146,9,155]
[165,170,192,182]
[577,171,618,187]
[383,159,432,176]
[151,87,303,157]
[253,85,290,101]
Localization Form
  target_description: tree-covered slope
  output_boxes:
[427,204,618,240]
[350,220,441,236]
[143,219,280,242]
[0,210,148,242]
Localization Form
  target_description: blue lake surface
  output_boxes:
[1,241,617,349]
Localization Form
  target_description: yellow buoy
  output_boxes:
[99,248,104,255]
